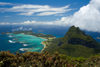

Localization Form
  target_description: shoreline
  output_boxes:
[7,32,54,53]
[39,37,48,40]
[41,41,47,52]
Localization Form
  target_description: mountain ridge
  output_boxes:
[43,26,100,57]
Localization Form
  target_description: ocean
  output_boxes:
[0,25,100,53]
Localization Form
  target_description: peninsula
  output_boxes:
[10,31,56,39]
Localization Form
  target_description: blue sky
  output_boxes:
[0,0,90,23]
[1,0,100,33]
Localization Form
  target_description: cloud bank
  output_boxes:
[59,0,100,32]
[0,20,64,26]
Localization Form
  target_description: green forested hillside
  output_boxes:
[43,26,100,57]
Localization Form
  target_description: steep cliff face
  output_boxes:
[43,26,100,57]
[63,26,98,48]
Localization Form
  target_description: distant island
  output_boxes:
[9,31,56,40]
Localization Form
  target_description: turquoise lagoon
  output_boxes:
[8,33,47,52]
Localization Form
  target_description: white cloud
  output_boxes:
[0,2,13,6]
[22,0,100,32]
[1,0,100,32]
[0,20,65,26]
[59,0,100,32]
[0,4,71,16]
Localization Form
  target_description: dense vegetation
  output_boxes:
[0,51,100,67]
[43,26,100,57]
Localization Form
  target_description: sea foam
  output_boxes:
[23,44,28,46]
[8,40,15,43]
[19,48,28,51]
[8,35,13,38]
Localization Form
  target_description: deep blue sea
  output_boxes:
[0,25,100,53]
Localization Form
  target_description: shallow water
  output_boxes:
[0,34,23,53]
[0,33,46,53]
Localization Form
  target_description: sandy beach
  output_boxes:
[41,41,47,52]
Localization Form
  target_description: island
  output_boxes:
[7,31,56,39]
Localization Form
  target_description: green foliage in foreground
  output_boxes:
[0,51,100,67]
